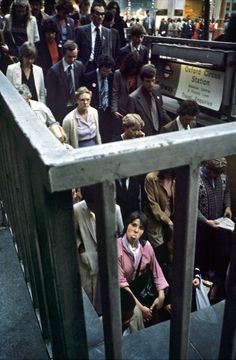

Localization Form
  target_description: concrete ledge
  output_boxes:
[89,302,224,359]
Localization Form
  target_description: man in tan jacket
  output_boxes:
[144,169,175,257]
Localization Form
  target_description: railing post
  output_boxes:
[0,117,29,275]
[95,181,122,360]
[219,229,236,359]
[170,164,200,359]
[30,168,88,359]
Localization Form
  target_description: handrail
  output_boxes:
[144,35,236,51]
[1,70,236,359]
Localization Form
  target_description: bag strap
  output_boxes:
[134,239,147,279]
[134,255,142,280]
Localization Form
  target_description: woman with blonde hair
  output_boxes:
[62,86,102,148]
[121,113,145,140]
[115,113,145,222]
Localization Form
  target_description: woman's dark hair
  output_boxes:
[56,0,74,14]
[122,211,147,236]
[177,100,199,116]
[103,10,114,25]
[120,52,142,76]
[106,0,120,16]
[19,41,37,61]
[41,18,58,33]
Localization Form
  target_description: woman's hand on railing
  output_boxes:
[49,124,67,143]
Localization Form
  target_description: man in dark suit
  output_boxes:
[116,23,148,68]
[160,100,199,133]
[103,10,120,63]
[46,40,84,124]
[128,64,171,136]
[116,177,141,223]
[75,2,113,72]
[83,54,115,143]
[143,10,155,35]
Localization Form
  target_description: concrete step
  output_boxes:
[89,301,224,359]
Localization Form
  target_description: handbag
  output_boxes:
[129,243,158,307]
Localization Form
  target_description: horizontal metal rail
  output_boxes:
[1,70,236,359]
[144,35,236,51]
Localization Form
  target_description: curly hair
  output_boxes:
[120,52,142,76]
[122,113,144,129]
[177,100,199,116]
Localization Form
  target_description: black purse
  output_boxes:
[129,243,158,308]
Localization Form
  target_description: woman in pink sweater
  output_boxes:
[118,211,169,325]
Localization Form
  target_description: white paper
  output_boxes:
[215,217,235,232]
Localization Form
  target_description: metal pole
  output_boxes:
[213,0,227,39]
[95,181,122,360]
[203,0,210,40]
[169,164,200,359]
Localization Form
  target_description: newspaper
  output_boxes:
[215,217,235,232]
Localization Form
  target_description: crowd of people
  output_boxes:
[156,15,235,41]
[0,0,234,335]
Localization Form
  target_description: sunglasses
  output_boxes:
[94,10,105,16]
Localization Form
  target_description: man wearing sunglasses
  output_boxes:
[75,2,113,72]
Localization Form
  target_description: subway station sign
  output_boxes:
[156,61,224,111]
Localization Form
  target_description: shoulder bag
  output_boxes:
[129,241,158,307]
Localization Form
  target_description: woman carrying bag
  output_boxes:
[118,211,169,326]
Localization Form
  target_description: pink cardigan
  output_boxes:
[118,237,168,291]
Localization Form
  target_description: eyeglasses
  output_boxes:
[94,10,105,16]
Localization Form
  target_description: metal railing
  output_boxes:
[1,71,236,359]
